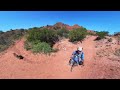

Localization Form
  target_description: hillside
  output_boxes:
[0,36,95,78]
[0,35,120,79]
[0,29,26,52]
[0,22,95,53]
[44,22,95,33]
[0,22,120,79]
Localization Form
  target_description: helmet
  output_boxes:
[77,47,83,51]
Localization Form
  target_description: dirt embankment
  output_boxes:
[0,36,120,79]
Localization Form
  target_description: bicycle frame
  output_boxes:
[69,59,79,72]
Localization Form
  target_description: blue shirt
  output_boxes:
[72,51,84,62]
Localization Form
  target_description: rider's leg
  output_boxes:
[80,60,84,66]
[82,60,84,66]
[77,60,80,65]
[69,59,74,65]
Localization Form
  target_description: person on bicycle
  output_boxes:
[70,47,84,66]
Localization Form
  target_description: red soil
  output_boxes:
[0,36,120,79]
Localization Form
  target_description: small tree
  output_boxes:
[32,42,52,54]
[27,29,41,42]
[27,28,59,46]
[38,28,59,46]
[57,28,69,38]
[69,27,87,42]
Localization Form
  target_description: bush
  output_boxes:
[87,31,96,36]
[26,28,61,54]
[95,31,109,40]
[24,41,32,50]
[0,45,8,53]
[0,29,26,52]
[39,29,59,46]
[57,28,69,38]
[32,42,52,54]
[27,28,59,47]
[68,28,87,42]
[27,29,41,42]
[114,32,120,36]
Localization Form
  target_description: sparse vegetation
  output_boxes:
[0,31,4,34]
[114,32,120,36]
[25,28,60,54]
[0,29,26,52]
[69,27,87,42]
[57,28,69,38]
[114,33,120,45]
[0,22,111,55]
[0,45,8,52]
[116,36,120,44]
[32,42,52,54]
[95,31,109,40]
[87,31,96,36]
[24,40,59,54]
[24,40,32,50]
[27,28,59,47]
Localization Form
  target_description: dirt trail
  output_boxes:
[0,36,110,79]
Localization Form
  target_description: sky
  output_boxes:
[0,11,120,35]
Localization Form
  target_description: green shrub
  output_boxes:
[57,28,69,38]
[27,29,41,42]
[27,28,59,47]
[95,31,109,40]
[32,42,52,54]
[24,41,32,50]
[39,29,59,46]
[68,28,87,42]
[0,29,26,52]
[87,31,96,36]
[0,45,8,52]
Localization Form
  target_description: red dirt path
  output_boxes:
[0,36,120,79]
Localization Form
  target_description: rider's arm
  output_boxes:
[81,52,84,66]
[71,51,75,59]
[81,52,84,61]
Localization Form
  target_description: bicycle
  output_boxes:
[69,58,84,72]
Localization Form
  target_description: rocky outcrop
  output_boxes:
[44,22,95,34]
